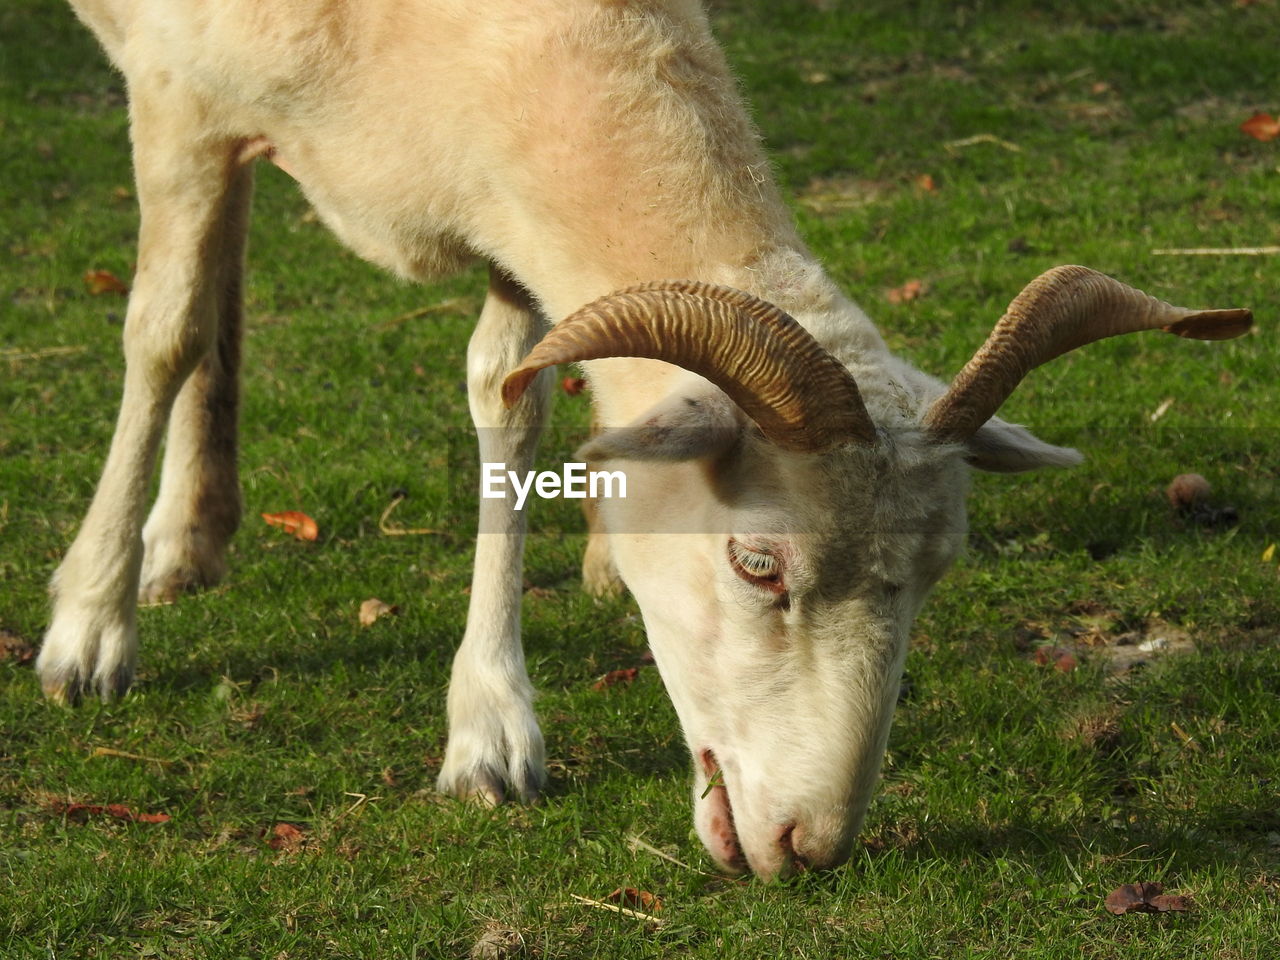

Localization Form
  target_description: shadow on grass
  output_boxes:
[745,803,1280,900]
[890,801,1276,863]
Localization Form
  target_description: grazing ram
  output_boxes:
[37,0,1251,880]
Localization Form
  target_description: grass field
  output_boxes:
[2,1,1278,957]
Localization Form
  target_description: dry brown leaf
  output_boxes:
[118,806,170,824]
[592,667,640,691]
[359,597,399,626]
[1105,882,1192,915]
[605,887,664,914]
[262,510,319,541]
[915,173,938,192]
[265,822,308,851]
[47,799,170,824]
[0,629,35,665]
[1166,473,1211,510]
[1241,112,1280,141]
[886,279,925,304]
[1034,646,1078,672]
[83,269,129,296]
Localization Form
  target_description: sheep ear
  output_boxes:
[964,417,1083,473]
[577,391,743,462]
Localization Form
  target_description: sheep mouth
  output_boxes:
[699,749,747,873]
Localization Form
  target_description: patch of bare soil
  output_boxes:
[797,175,896,214]
[1021,607,1196,677]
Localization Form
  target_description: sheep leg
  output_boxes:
[437,265,552,804]
[36,78,242,702]
[138,161,251,604]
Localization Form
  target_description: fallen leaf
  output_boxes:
[1034,646,1078,672]
[1241,112,1280,142]
[47,799,170,824]
[359,597,399,626]
[262,510,318,541]
[915,173,937,192]
[886,279,925,304]
[561,376,587,395]
[265,822,308,851]
[1166,473,1211,510]
[83,269,129,296]
[0,629,35,665]
[106,804,170,824]
[605,887,664,914]
[592,667,640,691]
[1262,543,1276,564]
[1105,882,1192,915]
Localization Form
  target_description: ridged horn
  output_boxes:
[502,281,877,452]
[924,265,1253,442]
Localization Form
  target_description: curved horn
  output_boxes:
[502,281,877,452]
[924,265,1253,441]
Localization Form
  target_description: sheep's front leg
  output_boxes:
[437,266,552,804]
[36,81,242,702]
[138,163,251,604]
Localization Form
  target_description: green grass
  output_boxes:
[2,1,1278,957]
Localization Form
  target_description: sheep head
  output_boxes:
[503,268,1250,879]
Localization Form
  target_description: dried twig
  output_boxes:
[1152,246,1280,256]
[569,894,664,925]
[1170,721,1203,752]
[626,834,746,884]
[331,791,381,827]
[378,492,442,536]
[627,834,696,871]
[91,746,174,765]
[374,297,474,330]
[944,133,1022,154]
[2,345,89,363]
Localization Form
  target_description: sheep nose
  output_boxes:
[777,823,811,874]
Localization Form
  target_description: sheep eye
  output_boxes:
[727,538,786,597]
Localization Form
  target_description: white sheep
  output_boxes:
[37,0,1250,878]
